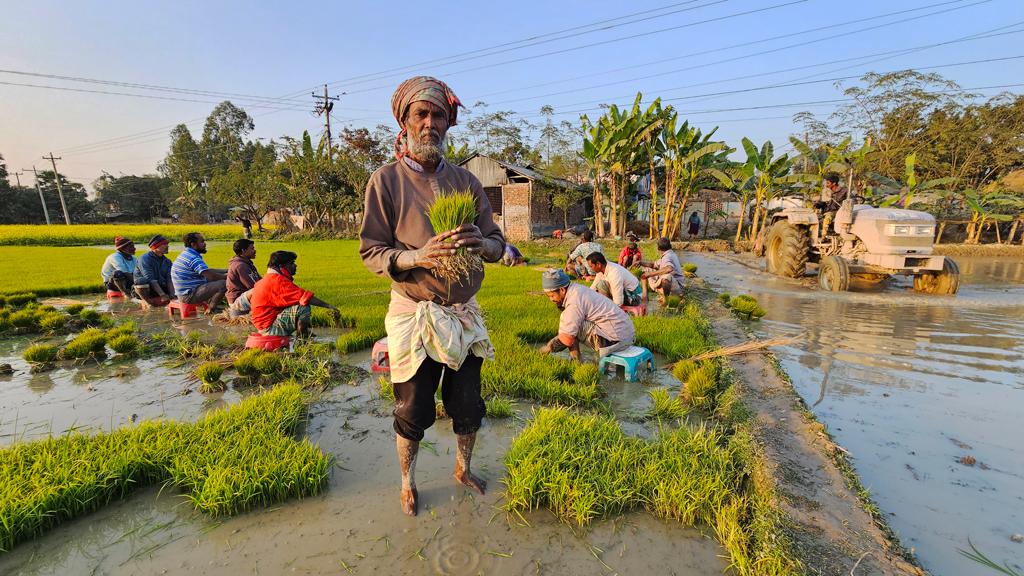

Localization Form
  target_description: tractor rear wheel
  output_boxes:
[818,256,850,292]
[765,220,809,278]
[913,258,960,295]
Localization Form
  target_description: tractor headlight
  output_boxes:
[888,225,912,235]
[915,225,934,236]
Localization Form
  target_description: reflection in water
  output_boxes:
[689,254,1024,576]
[27,371,55,394]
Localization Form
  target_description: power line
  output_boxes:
[333,0,811,97]
[473,0,983,100]
[488,0,992,108]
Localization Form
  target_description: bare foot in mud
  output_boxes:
[454,470,487,495]
[400,486,418,516]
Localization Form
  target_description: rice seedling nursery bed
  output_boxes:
[0,238,804,575]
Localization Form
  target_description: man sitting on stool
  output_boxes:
[587,252,643,307]
[249,250,340,339]
[134,235,174,306]
[539,269,635,362]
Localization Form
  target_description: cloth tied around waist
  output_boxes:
[384,291,494,383]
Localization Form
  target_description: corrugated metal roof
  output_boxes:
[457,153,582,190]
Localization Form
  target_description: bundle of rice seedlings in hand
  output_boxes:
[426,190,482,288]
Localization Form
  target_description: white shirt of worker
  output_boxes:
[592,261,641,306]
[559,283,635,356]
[656,249,685,279]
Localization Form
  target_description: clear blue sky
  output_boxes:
[2,0,1022,190]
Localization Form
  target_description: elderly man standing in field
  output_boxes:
[540,269,635,362]
[359,76,505,516]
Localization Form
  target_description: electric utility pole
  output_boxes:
[312,84,340,154]
[12,170,23,188]
[23,166,51,225]
[43,153,71,225]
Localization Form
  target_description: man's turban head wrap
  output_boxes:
[390,76,463,160]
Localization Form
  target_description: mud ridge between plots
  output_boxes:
[706,302,926,576]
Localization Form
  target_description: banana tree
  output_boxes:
[962,190,1018,243]
[738,138,793,242]
[788,135,852,201]
[875,153,957,209]
[660,120,731,238]
[580,116,606,236]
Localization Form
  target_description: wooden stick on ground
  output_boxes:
[665,335,802,369]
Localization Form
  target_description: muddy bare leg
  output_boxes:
[454,433,486,495]
[396,434,419,515]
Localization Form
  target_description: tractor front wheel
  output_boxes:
[913,258,960,295]
[818,256,850,292]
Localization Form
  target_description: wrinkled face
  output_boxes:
[403,100,448,164]
[154,243,169,256]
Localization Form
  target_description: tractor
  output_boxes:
[761,198,960,294]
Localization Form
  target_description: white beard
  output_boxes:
[407,132,446,165]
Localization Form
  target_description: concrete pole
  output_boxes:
[25,166,52,225]
[43,153,71,225]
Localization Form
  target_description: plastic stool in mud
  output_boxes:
[599,346,655,382]
[621,304,646,317]
[167,300,208,319]
[245,333,291,352]
[106,290,125,300]
[371,337,390,373]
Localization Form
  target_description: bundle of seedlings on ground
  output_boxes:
[336,317,386,354]
[683,263,698,277]
[729,295,766,320]
[77,308,103,325]
[0,384,330,551]
[310,307,355,328]
[196,362,226,393]
[59,328,107,360]
[23,344,59,366]
[634,309,711,361]
[503,407,799,575]
[677,361,723,410]
[718,292,732,305]
[234,348,282,381]
[485,396,514,418]
[154,330,218,360]
[483,332,600,405]
[426,189,482,288]
[64,303,85,315]
[108,334,142,356]
[3,292,37,307]
[648,388,688,420]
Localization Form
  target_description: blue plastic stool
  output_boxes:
[599,346,655,382]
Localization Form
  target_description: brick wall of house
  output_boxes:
[501,183,532,241]
[530,184,587,236]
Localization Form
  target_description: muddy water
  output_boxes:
[688,253,1024,575]
[0,304,725,575]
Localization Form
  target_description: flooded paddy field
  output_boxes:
[688,253,1024,575]
[0,298,725,576]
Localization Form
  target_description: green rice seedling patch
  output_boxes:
[105,320,137,339]
[681,362,722,410]
[0,384,328,551]
[718,292,732,305]
[23,344,58,365]
[504,408,797,575]
[4,292,37,306]
[59,328,107,360]
[648,388,688,420]
[107,334,141,356]
[729,295,766,320]
[485,396,514,419]
[377,376,395,401]
[196,362,226,393]
[37,311,66,332]
[683,263,698,276]
[63,303,85,315]
[0,223,250,247]
[78,308,102,325]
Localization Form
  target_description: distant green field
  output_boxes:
[0,224,259,246]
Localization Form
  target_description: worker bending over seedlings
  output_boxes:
[171,232,228,312]
[564,229,603,278]
[248,250,340,339]
[587,252,643,307]
[359,76,505,517]
[640,237,686,305]
[100,236,137,296]
[133,235,174,306]
[226,239,261,317]
[540,269,635,362]
[618,231,643,268]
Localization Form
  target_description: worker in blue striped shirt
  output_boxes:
[171,232,227,311]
